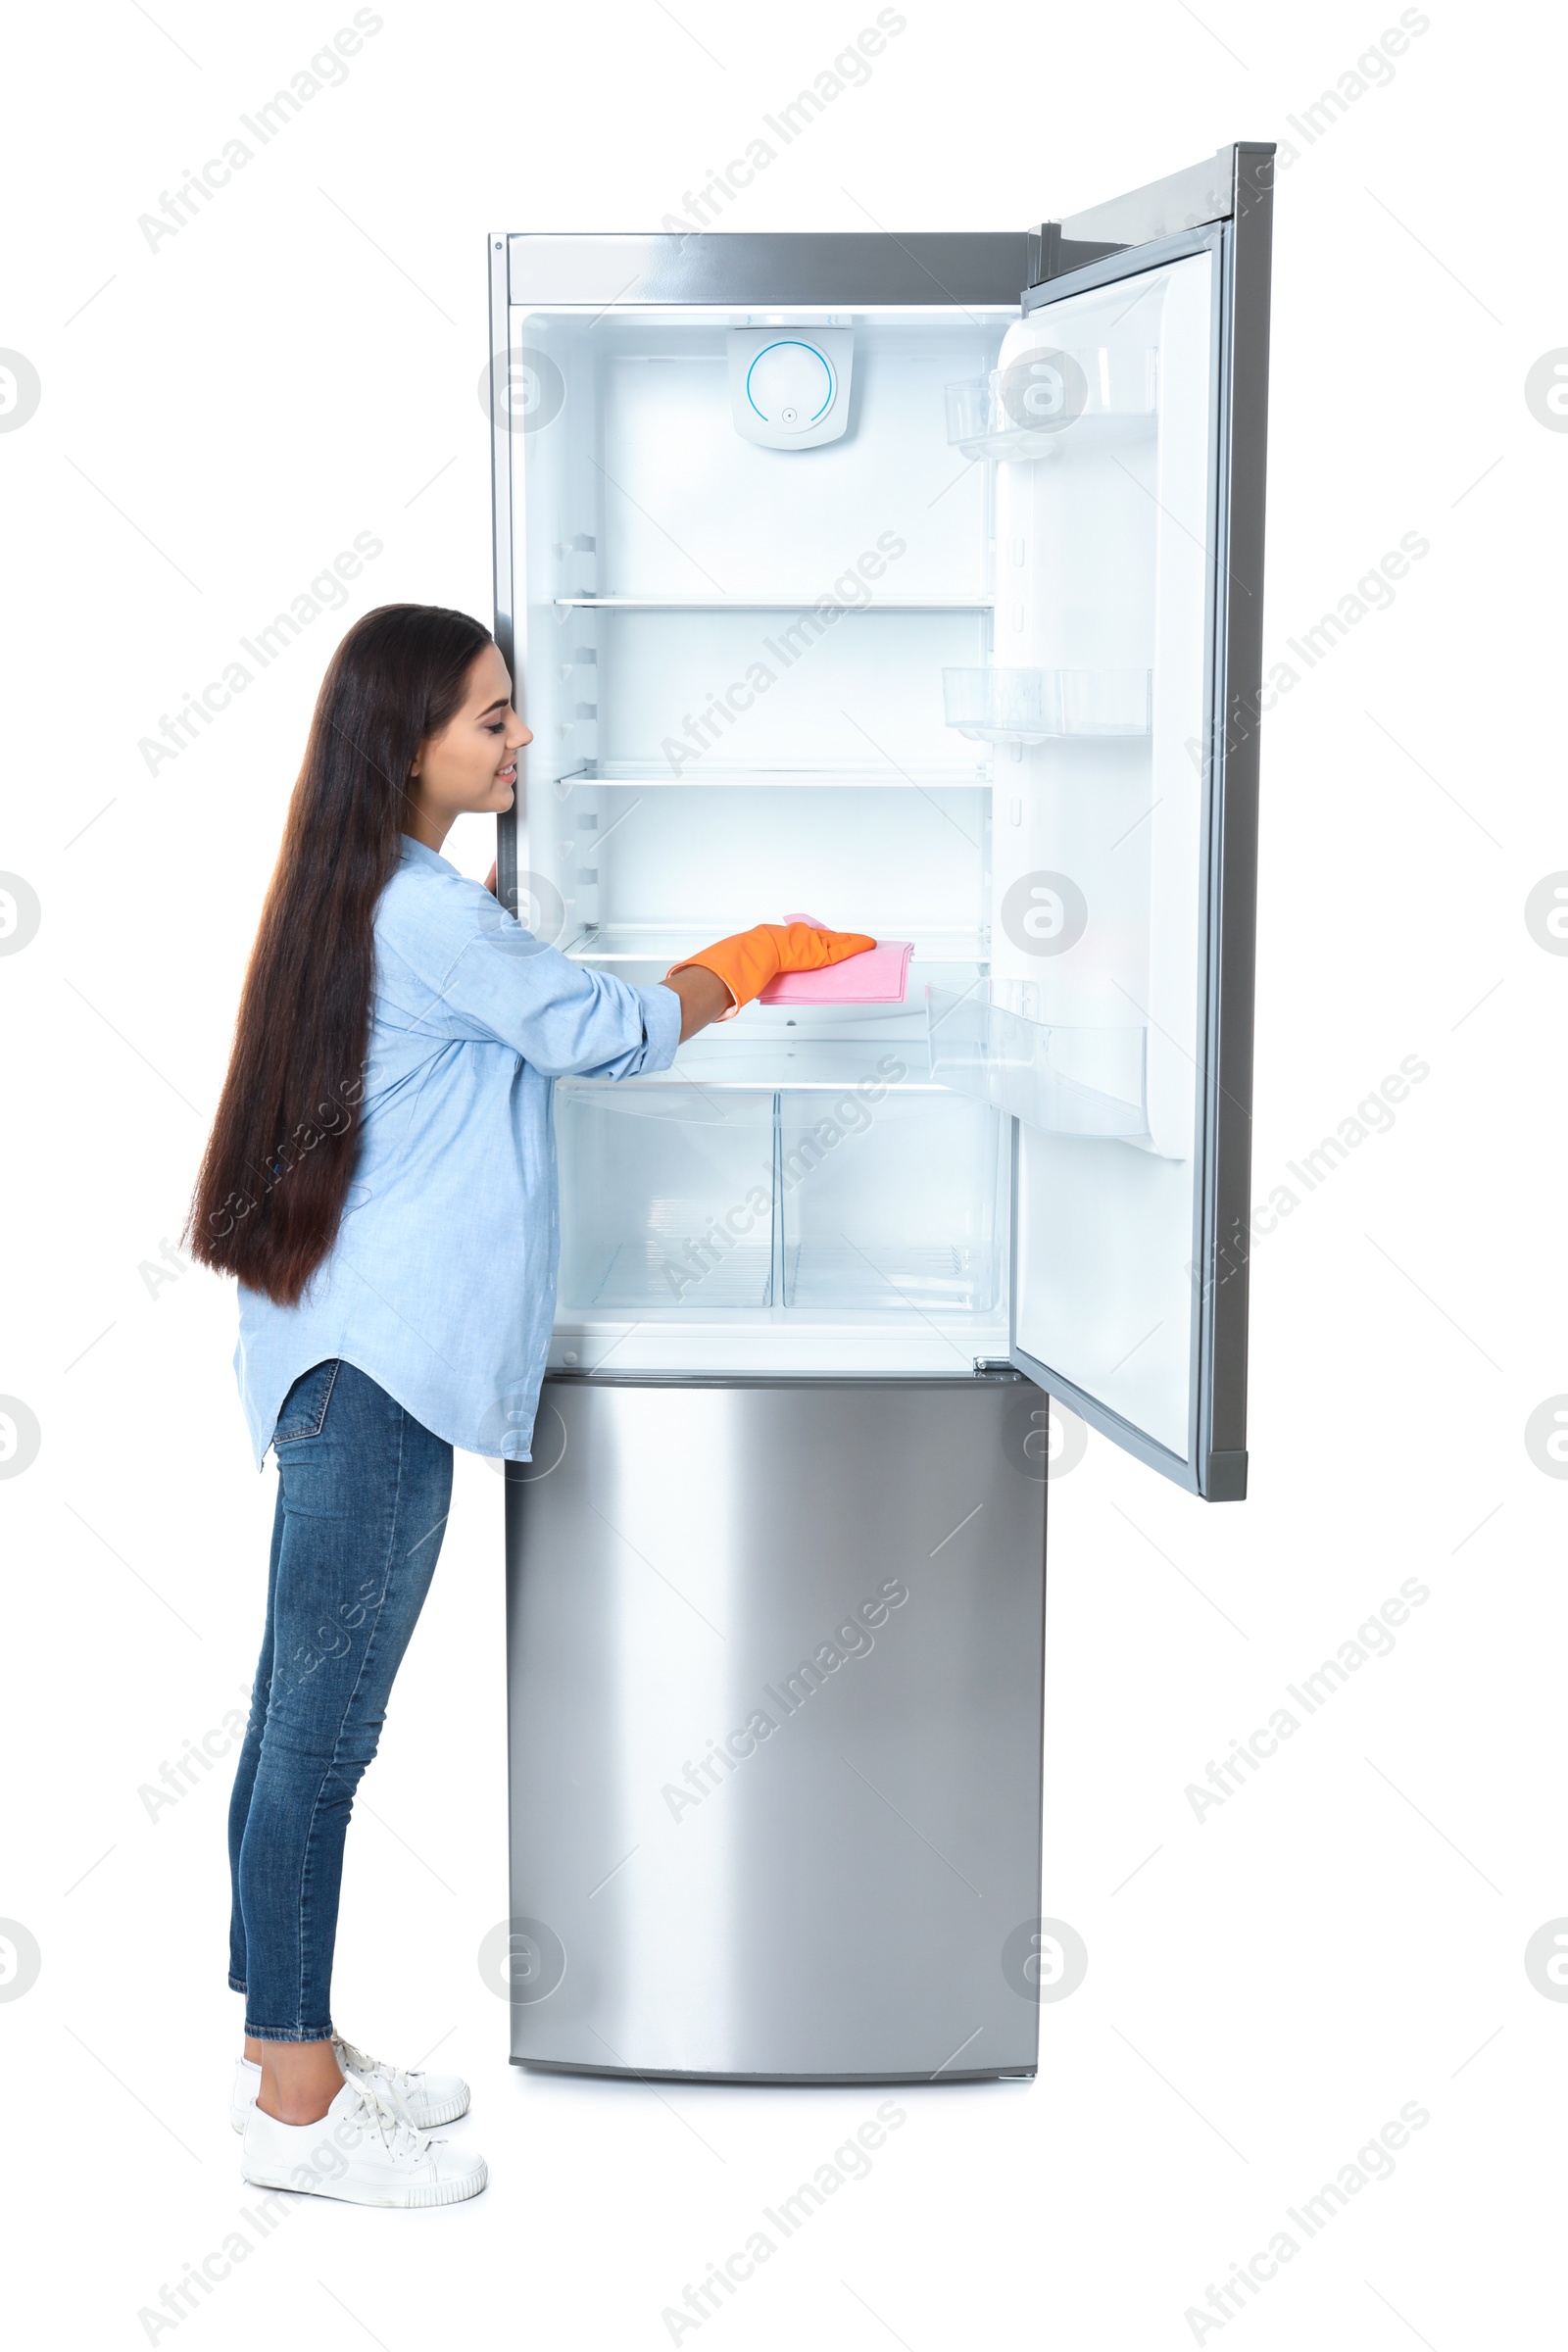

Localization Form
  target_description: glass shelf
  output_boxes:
[926,982,1149,1140]
[552,597,993,612]
[552,761,991,792]
[945,349,1155,461]
[942,667,1151,743]
[560,967,985,1096]
[565,929,988,967]
[568,1040,946,1097]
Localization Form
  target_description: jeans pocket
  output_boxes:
[271,1359,341,1448]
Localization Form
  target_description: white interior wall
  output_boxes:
[593,321,1004,599]
[519,308,1015,1370]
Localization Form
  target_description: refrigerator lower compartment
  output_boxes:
[554,1082,1004,1325]
[505,1375,1047,2082]
[556,1088,776,1312]
[781,1240,992,1311]
[779,1090,1001,1314]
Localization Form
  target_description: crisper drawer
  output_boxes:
[779,1089,1001,1314]
[555,1087,774,1310]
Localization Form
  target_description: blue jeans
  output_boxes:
[227,1360,453,2040]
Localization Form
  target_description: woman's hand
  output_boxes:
[666,921,875,1032]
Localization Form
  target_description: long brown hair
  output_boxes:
[186,603,494,1304]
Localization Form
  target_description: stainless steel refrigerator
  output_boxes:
[486,143,1273,2081]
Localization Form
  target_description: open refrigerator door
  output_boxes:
[962,151,1272,1498]
[490,146,1270,1486]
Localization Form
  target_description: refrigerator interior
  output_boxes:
[511,278,1208,1405]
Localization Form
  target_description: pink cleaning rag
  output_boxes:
[758,912,913,1006]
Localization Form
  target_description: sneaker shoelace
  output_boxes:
[335,2036,421,2102]
[342,2081,428,2162]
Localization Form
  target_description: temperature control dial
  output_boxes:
[727,326,853,449]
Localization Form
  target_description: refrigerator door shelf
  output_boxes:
[927,983,1150,1142]
[945,349,1155,462]
[943,666,1152,743]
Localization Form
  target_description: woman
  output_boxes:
[188,603,871,2209]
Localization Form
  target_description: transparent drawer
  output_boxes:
[556,1086,775,1310]
[779,1090,1001,1314]
[945,347,1156,460]
[927,983,1149,1140]
[942,666,1152,743]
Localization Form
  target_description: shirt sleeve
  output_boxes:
[396,889,682,1079]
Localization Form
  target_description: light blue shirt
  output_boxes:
[234,835,680,1467]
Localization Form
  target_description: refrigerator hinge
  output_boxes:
[972,1357,1023,1380]
[1028,221,1130,287]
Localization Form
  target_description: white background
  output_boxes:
[3,1,1564,2344]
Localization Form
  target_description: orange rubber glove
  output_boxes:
[667,921,876,1018]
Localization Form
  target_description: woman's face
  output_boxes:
[409,644,531,826]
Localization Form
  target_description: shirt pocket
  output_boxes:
[271,1358,341,1446]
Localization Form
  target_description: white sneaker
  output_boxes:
[240,2079,487,2209]
[230,2039,469,2133]
[333,2034,470,2129]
